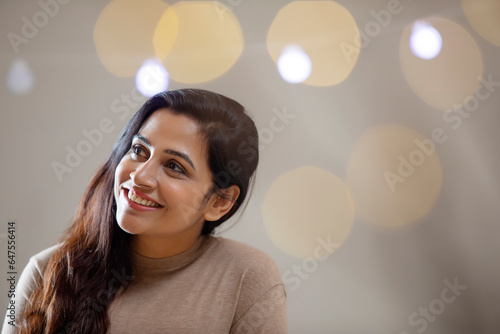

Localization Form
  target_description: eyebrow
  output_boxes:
[132,134,196,171]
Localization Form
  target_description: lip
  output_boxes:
[129,188,162,206]
[123,188,163,212]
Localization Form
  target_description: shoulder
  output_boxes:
[205,236,285,302]
[209,236,273,260]
[18,244,60,292]
[16,244,60,297]
[208,236,282,281]
[208,236,275,262]
[204,238,288,332]
[20,245,59,280]
[25,244,60,277]
[2,244,60,332]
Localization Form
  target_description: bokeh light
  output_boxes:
[262,167,355,259]
[409,21,443,59]
[462,0,500,46]
[6,58,35,96]
[400,17,483,111]
[346,124,443,228]
[135,58,169,97]
[277,45,312,84]
[153,1,244,84]
[267,1,360,87]
[93,0,168,77]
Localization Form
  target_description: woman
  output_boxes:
[3,89,287,333]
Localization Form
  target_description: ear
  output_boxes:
[203,185,240,222]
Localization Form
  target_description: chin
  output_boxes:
[116,219,140,235]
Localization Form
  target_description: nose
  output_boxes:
[130,159,158,189]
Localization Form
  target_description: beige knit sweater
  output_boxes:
[2,236,288,333]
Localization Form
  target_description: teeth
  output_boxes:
[127,190,160,207]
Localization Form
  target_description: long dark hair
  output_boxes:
[18,89,259,334]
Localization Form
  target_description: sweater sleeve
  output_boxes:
[224,239,288,334]
[2,246,57,334]
[230,284,288,334]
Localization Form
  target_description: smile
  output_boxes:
[127,190,162,208]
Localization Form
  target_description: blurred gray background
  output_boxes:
[1,0,499,333]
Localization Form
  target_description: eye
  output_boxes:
[165,161,185,175]
[130,144,148,161]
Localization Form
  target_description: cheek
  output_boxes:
[159,180,201,209]
[114,161,129,196]
[169,182,212,210]
[159,181,182,202]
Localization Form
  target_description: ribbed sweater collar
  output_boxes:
[130,235,215,273]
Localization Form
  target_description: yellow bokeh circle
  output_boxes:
[262,166,355,259]
[400,17,483,111]
[153,1,244,84]
[267,1,360,86]
[346,124,443,228]
[462,0,500,46]
[93,0,169,77]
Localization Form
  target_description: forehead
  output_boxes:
[138,108,207,159]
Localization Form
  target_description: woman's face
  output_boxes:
[113,108,220,255]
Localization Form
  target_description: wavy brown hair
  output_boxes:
[18,89,259,333]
